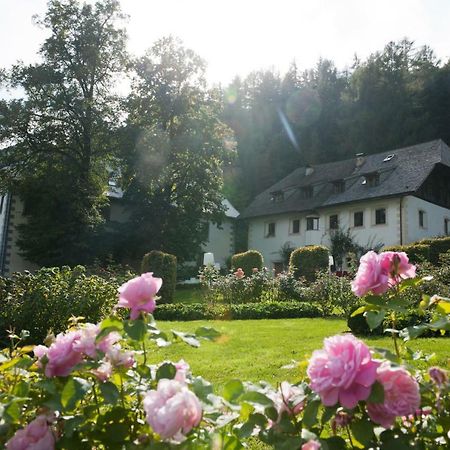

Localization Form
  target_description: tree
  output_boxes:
[119,37,235,261]
[0,0,128,266]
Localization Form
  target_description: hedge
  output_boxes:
[383,243,431,263]
[289,245,329,281]
[153,301,322,321]
[231,250,263,276]
[142,250,177,303]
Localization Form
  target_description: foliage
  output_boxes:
[86,258,138,286]
[289,245,329,281]
[0,267,117,345]
[278,241,296,269]
[119,37,235,261]
[330,228,359,269]
[142,250,177,303]
[231,249,264,276]
[0,0,128,266]
[384,243,431,263]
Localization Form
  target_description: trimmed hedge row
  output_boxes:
[154,301,322,321]
[384,236,450,264]
[231,250,263,276]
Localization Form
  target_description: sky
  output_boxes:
[1,0,449,86]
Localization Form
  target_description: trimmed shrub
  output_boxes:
[383,243,431,263]
[141,250,177,303]
[0,266,117,345]
[418,236,450,264]
[154,300,321,321]
[231,250,263,277]
[289,245,329,281]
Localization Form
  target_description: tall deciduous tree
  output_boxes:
[119,37,235,261]
[0,0,128,265]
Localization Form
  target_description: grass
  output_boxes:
[152,318,450,388]
[173,285,203,304]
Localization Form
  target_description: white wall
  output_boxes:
[404,195,450,243]
[248,197,404,268]
[202,219,234,268]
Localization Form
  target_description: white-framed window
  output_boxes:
[306,217,319,231]
[374,208,386,225]
[290,218,300,234]
[329,214,339,230]
[353,211,364,227]
[418,210,427,229]
[265,222,276,238]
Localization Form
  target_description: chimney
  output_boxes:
[305,165,314,176]
[355,153,366,168]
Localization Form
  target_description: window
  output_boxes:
[291,219,300,234]
[375,208,386,225]
[445,219,449,236]
[329,214,339,230]
[301,186,313,199]
[354,211,364,227]
[306,217,319,231]
[0,195,3,214]
[419,210,427,228]
[366,173,380,187]
[265,222,276,237]
[333,180,345,194]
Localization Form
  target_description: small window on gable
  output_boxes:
[306,217,319,231]
[265,222,276,237]
[445,218,450,236]
[333,180,345,194]
[354,211,364,227]
[419,210,427,228]
[301,186,313,199]
[329,214,339,230]
[375,208,386,225]
[271,191,284,203]
[291,219,300,234]
[367,173,380,187]
[383,154,395,162]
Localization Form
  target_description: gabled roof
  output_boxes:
[241,139,450,219]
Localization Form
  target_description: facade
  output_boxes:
[241,140,450,269]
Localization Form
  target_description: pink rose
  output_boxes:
[380,251,416,285]
[117,273,162,320]
[351,251,390,297]
[367,363,421,428]
[302,440,321,450]
[73,323,120,358]
[234,268,245,279]
[106,345,135,369]
[143,379,202,441]
[6,415,55,450]
[307,334,379,409]
[34,331,83,378]
[92,360,113,382]
[174,359,190,383]
[271,382,305,417]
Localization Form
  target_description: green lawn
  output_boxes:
[152,318,450,388]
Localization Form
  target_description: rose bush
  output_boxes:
[0,253,449,449]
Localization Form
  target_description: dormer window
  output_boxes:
[366,172,380,187]
[301,186,313,199]
[271,191,284,203]
[333,180,345,194]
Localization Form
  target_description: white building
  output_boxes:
[240,140,450,270]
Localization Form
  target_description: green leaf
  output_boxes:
[367,381,384,404]
[13,380,29,398]
[195,326,221,341]
[192,376,213,402]
[351,419,374,447]
[365,295,387,307]
[0,357,21,372]
[240,391,274,407]
[172,330,200,347]
[324,436,347,450]
[63,416,85,438]
[99,381,120,405]
[222,379,244,403]
[399,324,429,340]
[96,317,123,342]
[365,309,385,330]
[302,399,320,428]
[61,377,92,410]
[3,399,25,423]
[156,362,176,381]
[124,319,147,341]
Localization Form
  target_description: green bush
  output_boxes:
[383,243,430,263]
[0,266,117,345]
[141,250,177,303]
[289,245,329,281]
[154,300,321,321]
[418,236,450,264]
[231,250,263,276]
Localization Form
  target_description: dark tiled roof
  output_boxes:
[241,139,450,219]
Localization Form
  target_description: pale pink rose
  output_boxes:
[117,273,162,320]
[174,359,190,383]
[307,334,379,409]
[106,345,135,369]
[351,251,390,297]
[92,360,113,382]
[275,382,305,416]
[234,268,245,279]
[143,379,202,441]
[302,440,321,450]
[73,323,120,358]
[34,331,83,378]
[380,251,416,285]
[367,363,421,428]
[6,415,55,450]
